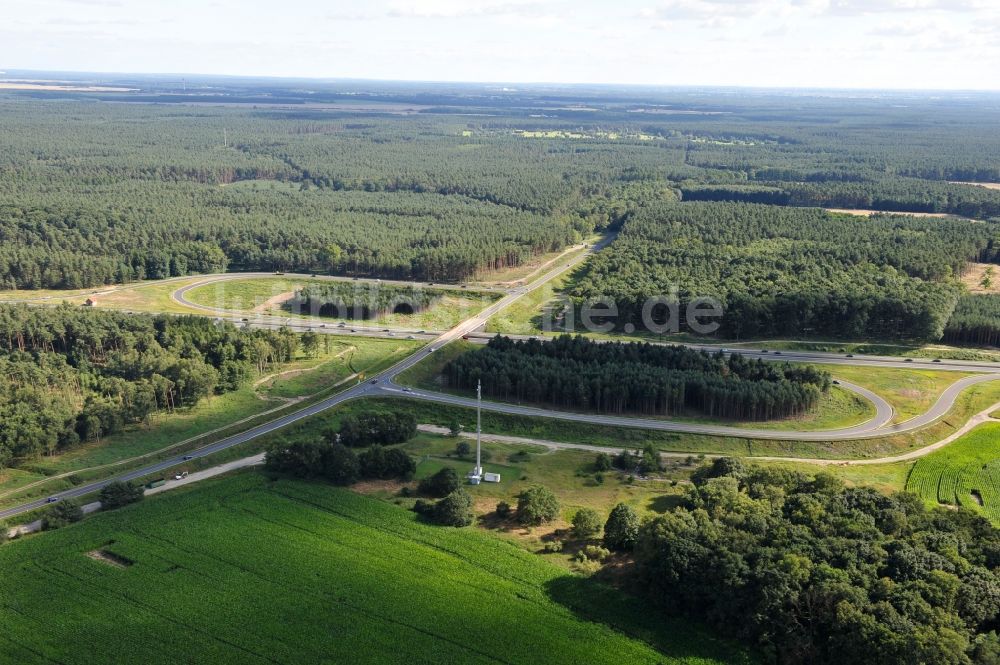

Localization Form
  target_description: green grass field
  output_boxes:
[0,474,752,665]
[906,422,1000,523]
[182,277,501,330]
[814,364,975,423]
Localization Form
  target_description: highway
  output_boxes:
[0,235,610,521]
[3,231,1000,520]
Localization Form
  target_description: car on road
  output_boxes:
[183,455,194,461]
[370,379,378,384]
[933,358,942,362]
[45,497,59,503]
[846,353,854,358]
[905,358,914,362]
[402,387,412,393]
[760,349,768,353]
[407,335,416,339]
[773,351,782,355]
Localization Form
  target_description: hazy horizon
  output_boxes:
[3,0,999,92]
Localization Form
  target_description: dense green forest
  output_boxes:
[570,202,999,340]
[445,335,830,420]
[943,294,1000,346]
[3,87,1000,293]
[634,458,1000,664]
[290,283,442,319]
[0,304,299,469]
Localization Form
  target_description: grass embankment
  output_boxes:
[813,364,976,423]
[0,473,752,665]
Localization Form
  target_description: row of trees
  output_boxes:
[943,294,1000,346]
[264,438,416,484]
[335,412,418,447]
[291,284,442,320]
[571,202,998,340]
[445,335,830,420]
[632,458,1000,664]
[0,304,300,469]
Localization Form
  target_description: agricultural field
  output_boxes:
[0,473,751,665]
[906,422,1000,523]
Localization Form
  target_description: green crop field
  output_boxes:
[0,474,751,665]
[906,422,1000,523]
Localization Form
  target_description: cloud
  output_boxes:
[386,0,550,19]
[822,0,994,16]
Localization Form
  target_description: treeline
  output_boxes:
[0,304,300,469]
[0,189,578,288]
[290,283,442,319]
[444,335,830,421]
[265,412,418,484]
[571,202,999,340]
[633,458,1000,664]
[944,294,1000,346]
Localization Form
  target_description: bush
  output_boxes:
[432,489,475,527]
[594,452,613,472]
[419,467,462,498]
[578,544,611,562]
[337,412,417,447]
[604,503,639,551]
[99,481,144,510]
[412,499,434,516]
[42,499,84,530]
[454,440,471,458]
[638,443,664,475]
[495,501,512,518]
[572,508,603,538]
[516,485,560,526]
[543,540,564,553]
[614,449,638,470]
[448,419,464,437]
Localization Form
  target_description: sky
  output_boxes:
[2,0,999,90]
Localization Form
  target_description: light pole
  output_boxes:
[468,379,483,483]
